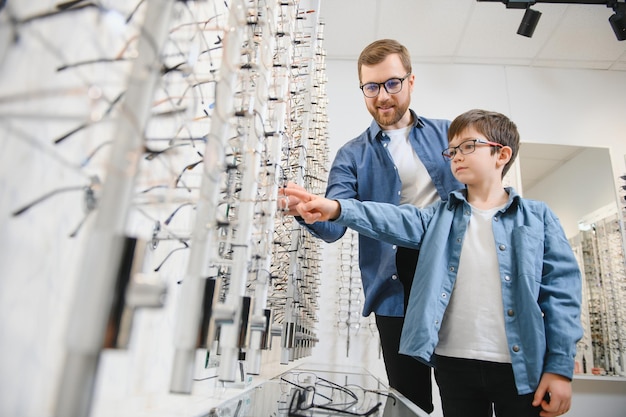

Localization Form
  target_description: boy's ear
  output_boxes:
[496,146,513,168]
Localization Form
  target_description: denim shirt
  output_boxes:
[335,188,583,394]
[299,110,461,317]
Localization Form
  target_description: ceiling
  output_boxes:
[317,0,626,70]
[315,0,626,191]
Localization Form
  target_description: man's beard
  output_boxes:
[370,102,408,128]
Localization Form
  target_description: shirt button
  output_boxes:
[391,274,398,280]
[494,217,499,222]
[512,345,520,352]
[449,266,455,272]
[456,238,461,243]
[504,275,511,282]
[507,309,515,316]
[397,191,401,196]
[441,293,447,298]
[392,245,397,250]
[499,244,506,251]
[464,210,470,216]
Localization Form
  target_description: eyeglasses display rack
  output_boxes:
[570,195,626,378]
[2,1,328,416]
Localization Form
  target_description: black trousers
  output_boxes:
[374,246,433,413]
[434,355,542,417]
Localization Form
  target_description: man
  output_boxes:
[283,39,461,413]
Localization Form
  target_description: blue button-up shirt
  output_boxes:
[299,110,461,317]
[334,188,583,394]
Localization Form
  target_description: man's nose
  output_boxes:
[377,86,391,99]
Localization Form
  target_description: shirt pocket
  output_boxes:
[511,226,544,287]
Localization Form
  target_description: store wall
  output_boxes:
[323,60,626,172]
[310,59,626,417]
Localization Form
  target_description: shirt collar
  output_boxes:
[446,187,522,211]
[371,109,425,141]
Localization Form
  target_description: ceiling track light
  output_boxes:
[477,0,626,41]
[609,3,626,40]
[518,7,542,37]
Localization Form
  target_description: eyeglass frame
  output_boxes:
[442,138,504,161]
[359,73,411,98]
[285,376,382,417]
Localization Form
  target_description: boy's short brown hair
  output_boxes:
[448,109,520,177]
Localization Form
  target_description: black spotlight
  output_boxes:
[517,7,542,38]
[609,4,626,41]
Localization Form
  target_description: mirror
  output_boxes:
[519,144,626,378]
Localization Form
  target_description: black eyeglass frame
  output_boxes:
[442,138,504,161]
[359,73,411,98]
[287,384,382,417]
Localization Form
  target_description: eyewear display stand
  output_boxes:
[53,1,176,416]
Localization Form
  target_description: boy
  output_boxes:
[280,109,583,417]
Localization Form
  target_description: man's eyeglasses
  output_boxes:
[359,73,410,98]
[442,138,504,161]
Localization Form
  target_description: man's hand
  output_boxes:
[532,373,572,417]
[278,186,341,224]
[277,182,307,216]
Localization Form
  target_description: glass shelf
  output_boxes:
[207,365,429,417]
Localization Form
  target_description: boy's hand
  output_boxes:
[278,187,341,224]
[532,373,572,417]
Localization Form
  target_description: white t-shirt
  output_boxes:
[435,204,512,363]
[384,127,439,207]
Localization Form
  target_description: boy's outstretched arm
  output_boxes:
[278,187,341,223]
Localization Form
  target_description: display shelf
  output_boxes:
[573,374,626,382]
[210,363,429,417]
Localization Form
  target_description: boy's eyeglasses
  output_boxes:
[359,73,410,98]
[442,138,504,161]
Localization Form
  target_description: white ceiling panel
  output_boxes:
[536,5,626,67]
[375,0,474,60]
